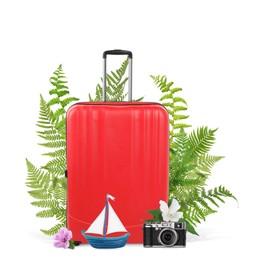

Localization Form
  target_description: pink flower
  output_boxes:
[53,228,72,249]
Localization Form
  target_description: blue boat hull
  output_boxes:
[81,230,130,249]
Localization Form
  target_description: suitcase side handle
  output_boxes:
[103,49,132,102]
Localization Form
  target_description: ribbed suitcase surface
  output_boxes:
[66,102,169,243]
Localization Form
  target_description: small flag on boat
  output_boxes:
[107,194,115,201]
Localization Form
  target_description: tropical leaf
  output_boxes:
[47,64,79,127]
[41,223,65,236]
[42,156,66,176]
[177,186,237,228]
[197,154,224,173]
[90,59,144,102]
[39,140,66,149]
[189,127,217,155]
[36,209,56,218]
[31,199,59,208]
[151,75,190,140]
[43,148,66,158]
[26,65,78,236]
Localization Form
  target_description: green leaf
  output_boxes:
[173,97,187,105]
[69,240,75,249]
[36,209,55,218]
[43,148,66,158]
[179,218,199,236]
[31,200,59,208]
[88,58,143,102]
[47,64,79,121]
[42,156,66,175]
[146,209,163,222]
[28,190,52,200]
[171,87,182,94]
[151,75,190,139]
[189,127,217,155]
[160,93,172,101]
[39,140,66,148]
[173,106,187,112]
[173,123,192,129]
[133,96,144,102]
[26,65,79,237]
[174,114,189,120]
[197,154,224,173]
[41,223,65,236]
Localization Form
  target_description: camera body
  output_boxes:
[143,222,186,247]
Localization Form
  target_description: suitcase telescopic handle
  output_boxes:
[103,49,133,102]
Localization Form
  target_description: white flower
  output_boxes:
[159,199,183,222]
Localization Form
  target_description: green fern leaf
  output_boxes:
[38,133,63,141]
[173,114,189,120]
[151,75,190,139]
[172,123,192,129]
[212,186,237,202]
[52,108,66,122]
[47,64,79,124]
[116,59,128,76]
[173,97,187,105]
[197,154,224,173]
[42,156,66,175]
[36,95,56,127]
[173,106,188,112]
[88,93,94,101]
[48,97,60,106]
[43,148,66,158]
[189,127,217,155]
[161,102,173,108]
[56,208,66,222]
[41,223,65,236]
[53,184,67,201]
[31,200,59,208]
[28,189,52,200]
[60,97,80,107]
[171,87,183,94]
[26,159,51,189]
[55,119,66,138]
[107,73,118,84]
[36,209,56,218]
[89,59,131,102]
[39,140,66,149]
[26,65,79,236]
[36,95,66,141]
[37,129,57,136]
[49,89,69,97]
[179,185,237,227]
[111,71,119,81]
[160,93,172,101]
[133,96,144,102]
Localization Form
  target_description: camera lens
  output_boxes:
[159,228,178,246]
[164,233,172,241]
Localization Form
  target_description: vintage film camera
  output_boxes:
[143,222,186,247]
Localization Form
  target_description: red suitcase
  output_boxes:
[66,50,169,244]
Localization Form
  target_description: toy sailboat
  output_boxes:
[81,194,130,249]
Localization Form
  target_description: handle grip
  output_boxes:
[103,49,132,102]
[103,49,133,59]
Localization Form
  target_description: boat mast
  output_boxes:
[103,194,109,237]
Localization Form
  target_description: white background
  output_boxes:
[0,0,258,259]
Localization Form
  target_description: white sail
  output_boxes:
[85,207,106,235]
[106,203,128,235]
